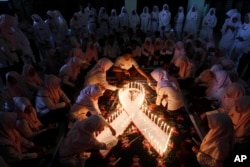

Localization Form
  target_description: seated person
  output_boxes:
[228,96,250,143]
[112,48,150,84]
[58,57,83,101]
[21,64,42,101]
[58,115,117,167]
[1,71,29,112]
[0,112,45,167]
[149,68,186,124]
[35,74,71,126]
[192,112,234,167]
[70,84,104,122]
[84,58,118,91]
[13,97,58,147]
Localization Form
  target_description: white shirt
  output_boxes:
[114,56,139,70]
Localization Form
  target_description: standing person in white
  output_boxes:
[129,9,140,34]
[84,2,97,34]
[183,5,199,37]
[174,6,185,40]
[150,5,159,35]
[140,6,151,34]
[119,6,129,33]
[230,13,250,67]
[109,9,119,34]
[158,4,171,37]
[199,8,217,41]
[219,11,241,58]
[97,7,110,37]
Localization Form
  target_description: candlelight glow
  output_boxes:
[97,82,173,157]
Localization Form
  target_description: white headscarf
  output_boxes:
[86,58,113,78]
[59,114,107,156]
[13,97,42,130]
[199,112,234,162]
[150,68,179,90]
[229,96,250,141]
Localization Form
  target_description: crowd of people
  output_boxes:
[0,2,250,167]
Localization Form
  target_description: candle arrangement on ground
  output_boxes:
[89,81,200,167]
[97,82,173,158]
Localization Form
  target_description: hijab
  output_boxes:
[13,97,42,131]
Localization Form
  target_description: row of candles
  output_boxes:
[123,82,145,94]
[142,105,170,133]
[142,128,173,156]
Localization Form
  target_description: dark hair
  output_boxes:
[123,48,132,55]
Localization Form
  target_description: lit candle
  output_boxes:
[163,123,166,131]
[166,125,169,133]
[157,118,161,125]
[154,115,157,122]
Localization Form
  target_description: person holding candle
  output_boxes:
[112,48,151,84]
[58,114,117,167]
[150,68,186,124]
[84,58,118,91]
[192,112,234,167]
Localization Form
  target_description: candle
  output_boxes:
[166,125,169,133]
[154,115,157,122]
[157,118,161,125]
[163,123,166,131]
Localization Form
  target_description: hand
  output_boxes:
[110,127,116,136]
[192,145,199,154]
[148,103,158,111]
[146,77,151,84]
[123,70,130,76]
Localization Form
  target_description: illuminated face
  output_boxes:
[124,53,131,61]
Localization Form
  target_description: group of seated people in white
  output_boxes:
[0,2,250,167]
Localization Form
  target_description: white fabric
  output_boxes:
[140,7,151,33]
[59,115,113,157]
[228,96,250,142]
[113,56,139,70]
[199,8,217,40]
[174,6,185,40]
[150,68,183,110]
[184,5,199,35]
[150,5,159,33]
[129,10,140,33]
[70,85,103,121]
[109,9,119,33]
[219,12,241,58]
[197,112,234,167]
[84,58,116,91]
[158,4,171,35]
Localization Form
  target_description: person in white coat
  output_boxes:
[183,5,199,37]
[69,84,104,122]
[59,114,117,167]
[174,6,185,40]
[150,68,187,124]
[150,5,159,35]
[97,7,110,37]
[230,13,250,67]
[129,9,140,34]
[109,9,119,34]
[199,8,217,41]
[158,4,171,37]
[119,6,129,33]
[219,11,241,58]
[84,3,97,34]
[31,14,52,61]
[84,58,118,91]
[140,6,151,34]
